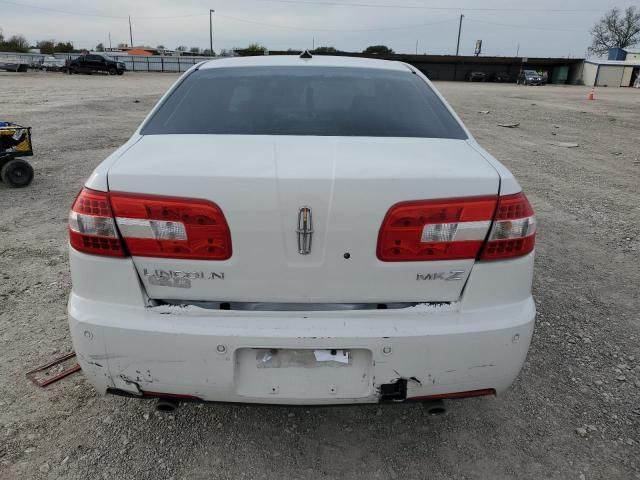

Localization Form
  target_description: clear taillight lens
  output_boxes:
[68,188,126,257]
[480,192,536,260]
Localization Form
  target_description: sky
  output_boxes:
[0,0,633,58]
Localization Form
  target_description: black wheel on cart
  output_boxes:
[1,159,34,188]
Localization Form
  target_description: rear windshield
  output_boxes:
[141,66,467,139]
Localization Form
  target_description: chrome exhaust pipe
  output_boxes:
[156,398,179,412]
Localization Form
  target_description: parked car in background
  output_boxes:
[491,71,512,83]
[465,71,487,82]
[39,56,66,72]
[541,71,549,85]
[65,53,126,75]
[68,54,536,408]
[0,55,28,72]
[517,70,543,85]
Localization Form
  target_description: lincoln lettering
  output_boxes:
[142,269,224,280]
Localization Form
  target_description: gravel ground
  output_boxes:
[0,72,639,480]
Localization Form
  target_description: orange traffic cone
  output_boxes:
[587,88,595,100]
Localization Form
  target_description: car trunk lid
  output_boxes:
[107,134,499,304]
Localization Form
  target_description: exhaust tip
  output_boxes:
[156,398,179,413]
[422,399,446,415]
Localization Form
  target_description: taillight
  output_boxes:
[377,196,497,261]
[68,188,232,260]
[69,188,126,257]
[110,192,232,260]
[479,192,536,260]
[377,192,536,262]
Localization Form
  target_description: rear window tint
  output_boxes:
[141,66,467,139]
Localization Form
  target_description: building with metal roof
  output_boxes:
[574,48,640,87]
[235,49,584,85]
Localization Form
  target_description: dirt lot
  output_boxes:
[0,72,639,480]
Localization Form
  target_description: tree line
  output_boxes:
[0,29,75,53]
[240,44,394,55]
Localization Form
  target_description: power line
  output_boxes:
[0,0,596,50]
[0,0,123,19]
[0,0,206,19]
[247,0,605,13]
[0,0,606,19]
[467,18,586,33]
[0,0,458,31]
[215,12,457,32]
[137,14,208,20]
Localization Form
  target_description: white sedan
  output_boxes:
[68,53,536,408]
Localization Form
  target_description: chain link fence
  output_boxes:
[0,51,217,72]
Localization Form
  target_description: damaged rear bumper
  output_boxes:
[68,293,535,405]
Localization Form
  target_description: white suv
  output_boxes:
[68,54,536,406]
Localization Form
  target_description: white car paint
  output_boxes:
[69,55,535,405]
[106,135,499,303]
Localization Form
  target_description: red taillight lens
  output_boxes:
[110,192,232,260]
[377,196,498,261]
[480,192,536,260]
[69,188,126,257]
[68,189,232,260]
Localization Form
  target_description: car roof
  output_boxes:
[198,55,410,72]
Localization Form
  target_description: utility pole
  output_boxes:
[455,14,464,56]
[128,16,133,47]
[516,43,520,57]
[416,40,418,55]
[108,32,112,49]
[312,37,315,50]
[209,9,214,56]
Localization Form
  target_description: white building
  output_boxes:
[575,59,640,88]
[624,49,640,62]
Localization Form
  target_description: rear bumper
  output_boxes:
[69,297,535,406]
[68,247,535,405]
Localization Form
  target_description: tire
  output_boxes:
[108,67,117,75]
[117,70,124,76]
[1,159,34,188]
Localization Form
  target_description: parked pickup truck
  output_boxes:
[65,53,126,75]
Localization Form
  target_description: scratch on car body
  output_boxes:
[468,364,495,370]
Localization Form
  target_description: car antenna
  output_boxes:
[300,50,313,59]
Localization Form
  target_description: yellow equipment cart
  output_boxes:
[0,122,34,188]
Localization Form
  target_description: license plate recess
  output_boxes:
[235,348,373,399]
